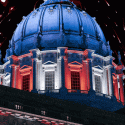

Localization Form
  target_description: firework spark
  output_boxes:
[104,0,110,6]
[112,28,121,43]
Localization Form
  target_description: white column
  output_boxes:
[14,66,17,88]
[0,75,1,85]
[57,57,61,89]
[55,66,58,90]
[108,67,112,96]
[92,72,95,91]
[36,61,38,90]
[3,75,5,86]
[117,75,120,100]
[36,60,42,90]
[43,68,45,91]
[102,68,108,95]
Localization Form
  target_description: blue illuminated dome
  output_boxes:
[5,0,111,60]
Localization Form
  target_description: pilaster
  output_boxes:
[57,47,68,94]
[30,49,39,93]
[85,49,95,92]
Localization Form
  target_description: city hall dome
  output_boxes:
[6,0,111,59]
[1,0,125,114]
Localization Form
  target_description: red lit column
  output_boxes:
[80,62,84,92]
[82,60,88,91]
[64,57,71,91]
[11,65,15,88]
[29,68,33,92]
[15,66,20,89]
[113,75,119,100]
[119,75,124,104]
[17,66,22,90]
[86,59,90,90]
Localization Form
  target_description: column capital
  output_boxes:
[57,47,68,57]
[29,49,39,58]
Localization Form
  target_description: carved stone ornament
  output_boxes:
[48,7,55,15]
[66,7,72,14]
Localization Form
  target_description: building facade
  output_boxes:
[0,0,125,112]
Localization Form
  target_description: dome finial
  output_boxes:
[42,0,70,5]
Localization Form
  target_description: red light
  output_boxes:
[9,6,15,14]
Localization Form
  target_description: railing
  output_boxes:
[95,92,112,99]
[95,92,104,97]
[67,89,88,94]
[38,89,89,94]
[38,89,60,94]
[105,94,112,99]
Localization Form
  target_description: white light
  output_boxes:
[1,0,6,3]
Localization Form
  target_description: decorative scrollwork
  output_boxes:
[66,7,72,14]
[32,9,39,18]
[48,7,55,15]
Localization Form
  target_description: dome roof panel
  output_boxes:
[79,11,96,37]
[7,0,109,57]
[62,5,80,32]
[92,18,106,43]
[13,18,26,41]
[25,8,43,36]
[42,5,60,32]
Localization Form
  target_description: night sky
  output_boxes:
[0,0,125,66]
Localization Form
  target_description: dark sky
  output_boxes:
[0,0,125,65]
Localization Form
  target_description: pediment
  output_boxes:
[94,65,103,70]
[20,65,31,70]
[5,72,10,76]
[69,61,82,65]
[43,61,55,65]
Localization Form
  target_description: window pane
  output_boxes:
[45,71,55,90]
[71,71,80,90]
[22,75,30,91]
[95,75,101,93]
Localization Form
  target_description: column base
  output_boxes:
[31,89,38,93]
[59,87,67,94]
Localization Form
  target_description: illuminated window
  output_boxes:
[95,75,101,93]
[45,71,54,90]
[22,75,30,91]
[41,110,46,115]
[71,71,80,90]
[15,104,23,110]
